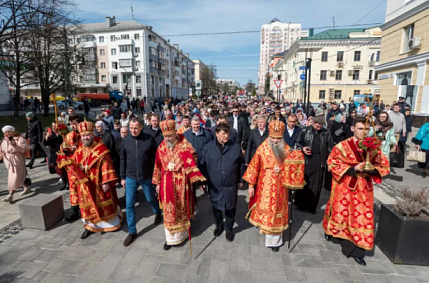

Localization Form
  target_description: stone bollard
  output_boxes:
[18,194,64,230]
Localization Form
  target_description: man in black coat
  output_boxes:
[245,115,268,165]
[269,106,286,124]
[25,112,47,168]
[111,101,122,120]
[199,123,245,242]
[228,106,249,150]
[115,126,129,183]
[205,110,218,128]
[283,114,302,148]
[183,116,213,158]
[143,114,164,146]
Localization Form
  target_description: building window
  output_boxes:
[136,61,140,67]
[100,62,105,68]
[99,36,104,43]
[369,70,373,80]
[99,49,105,56]
[111,48,116,55]
[321,52,328,62]
[134,34,139,40]
[148,34,157,42]
[112,62,118,69]
[403,24,414,52]
[136,88,142,96]
[320,70,327,80]
[354,51,361,61]
[376,51,380,62]
[119,45,132,53]
[336,70,342,80]
[119,59,132,66]
[319,90,326,99]
[354,90,360,95]
[101,75,106,82]
[123,74,129,83]
[121,34,129,40]
[334,90,342,99]
[136,76,141,83]
[112,76,117,84]
[374,71,378,80]
[337,51,344,62]
[353,70,360,80]
[135,47,140,53]
[110,35,116,42]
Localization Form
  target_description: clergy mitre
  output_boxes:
[268,120,285,138]
[77,121,95,135]
[160,119,176,136]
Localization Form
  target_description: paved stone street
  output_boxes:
[1,160,429,283]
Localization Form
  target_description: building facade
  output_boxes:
[0,71,11,111]
[275,28,381,103]
[376,0,429,113]
[258,18,308,94]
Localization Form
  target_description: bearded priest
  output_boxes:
[153,119,206,251]
[323,116,389,266]
[243,120,306,252]
[57,121,122,239]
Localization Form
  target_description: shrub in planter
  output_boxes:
[376,187,429,265]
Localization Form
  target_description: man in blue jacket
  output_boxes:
[199,123,245,242]
[183,116,213,158]
[120,117,162,247]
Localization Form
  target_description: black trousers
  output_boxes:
[212,204,236,232]
[339,239,365,258]
[30,143,47,163]
[398,141,406,153]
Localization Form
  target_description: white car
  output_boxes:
[54,100,83,110]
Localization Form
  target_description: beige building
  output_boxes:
[376,0,429,113]
[274,28,381,103]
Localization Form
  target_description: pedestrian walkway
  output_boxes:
[0,184,428,282]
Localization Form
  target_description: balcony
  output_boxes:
[118,52,133,59]
[148,40,157,49]
[79,41,96,48]
[175,66,180,72]
[84,53,96,61]
[150,66,158,74]
[181,60,187,66]
[157,45,165,52]
[158,58,165,64]
[149,53,158,61]
[158,69,165,76]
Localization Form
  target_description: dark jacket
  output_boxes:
[283,125,302,148]
[295,126,333,167]
[120,131,157,180]
[209,126,239,144]
[345,116,355,138]
[100,131,116,154]
[330,121,348,144]
[111,106,122,120]
[199,139,245,211]
[400,115,413,142]
[228,115,249,148]
[143,125,164,146]
[25,117,43,144]
[245,128,268,164]
[269,114,286,124]
[42,133,63,166]
[111,129,120,140]
[183,128,213,157]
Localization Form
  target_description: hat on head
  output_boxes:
[26,112,34,118]
[398,96,405,99]
[77,121,95,135]
[160,119,176,136]
[268,120,285,138]
[61,112,67,116]
[2,125,15,133]
[104,109,111,115]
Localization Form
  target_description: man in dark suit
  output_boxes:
[209,114,239,144]
[228,106,249,150]
[143,114,164,146]
[245,115,268,165]
[205,110,218,129]
[283,114,301,148]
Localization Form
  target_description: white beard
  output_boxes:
[166,141,174,150]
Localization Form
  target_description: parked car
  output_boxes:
[54,99,83,110]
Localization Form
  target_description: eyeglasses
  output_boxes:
[232,111,238,113]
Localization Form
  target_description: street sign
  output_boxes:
[299,66,306,71]
[195,80,202,90]
[300,73,306,80]
[273,80,283,89]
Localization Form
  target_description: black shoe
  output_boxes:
[213,224,224,237]
[26,163,33,169]
[353,257,366,266]
[324,233,332,241]
[123,233,138,247]
[65,206,80,222]
[163,243,172,250]
[59,185,66,191]
[422,171,427,178]
[80,229,93,239]
[226,230,234,242]
[271,247,280,252]
[310,209,317,215]
[40,159,47,164]
[154,213,162,225]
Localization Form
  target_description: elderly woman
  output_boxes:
[297,113,307,127]
[120,113,129,128]
[0,126,31,202]
[250,115,259,130]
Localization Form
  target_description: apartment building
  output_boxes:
[376,0,429,113]
[67,16,195,100]
[274,27,381,103]
[0,70,10,110]
[258,18,308,94]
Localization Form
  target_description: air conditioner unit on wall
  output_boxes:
[329,88,334,94]
[409,37,421,49]
[337,62,344,68]
[330,71,335,76]
[348,70,354,76]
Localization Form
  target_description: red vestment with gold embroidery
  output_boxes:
[152,137,206,234]
[323,138,390,250]
[60,131,81,206]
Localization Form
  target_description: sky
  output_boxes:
[74,0,387,86]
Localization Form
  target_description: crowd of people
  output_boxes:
[3,92,423,267]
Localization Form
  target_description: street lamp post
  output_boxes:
[306,58,312,115]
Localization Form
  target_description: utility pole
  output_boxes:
[306,58,312,115]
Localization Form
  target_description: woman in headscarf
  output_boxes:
[368,111,396,159]
[297,113,307,127]
[0,126,31,202]
[329,114,348,145]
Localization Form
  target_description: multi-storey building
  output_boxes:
[258,18,308,94]
[376,0,429,113]
[0,70,10,110]
[274,28,381,103]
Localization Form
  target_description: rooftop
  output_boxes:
[303,28,367,40]
[75,20,146,33]
[270,17,282,23]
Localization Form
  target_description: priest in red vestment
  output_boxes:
[243,120,306,252]
[153,119,206,250]
[58,121,122,239]
[323,117,389,266]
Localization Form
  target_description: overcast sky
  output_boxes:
[74,0,387,86]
